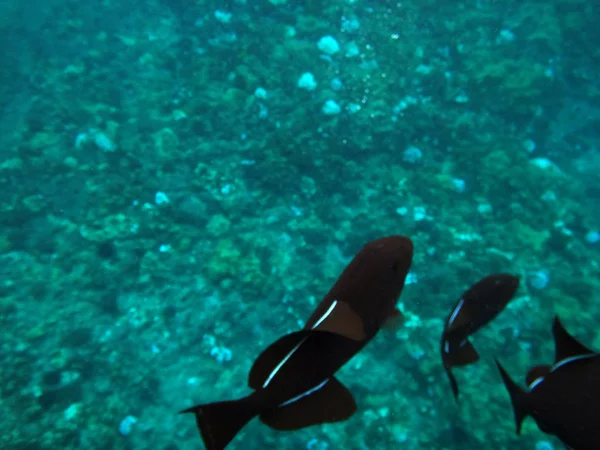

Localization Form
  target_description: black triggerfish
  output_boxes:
[496,316,600,450]
[181,235,414,450]
[441,273,520,399]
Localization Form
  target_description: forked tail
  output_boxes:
[180,394,261,450]
[495,359,529,435]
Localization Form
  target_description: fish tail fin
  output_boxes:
[495,359,529,435]
[180,394,260,450]
[449,370,460,401]
[441,337,480,400]
[443,365,461,401]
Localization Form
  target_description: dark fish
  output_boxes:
[181,235,414,450]
[441,273,520,399]
[496,316,600,450]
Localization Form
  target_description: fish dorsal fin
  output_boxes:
[552,316,595,364]
[248,331,312,390]
[259,376,357,430]
[311,299,366,342]
[446,298,472,333]
[525,365,550,389]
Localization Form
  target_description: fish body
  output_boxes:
[441,273,520,399]
[496,316,600,450]
[182,235,413,450]
[304,235,414,340]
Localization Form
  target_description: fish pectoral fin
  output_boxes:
[312,300,366,342]
[552,315,595,363]
[259,376,357,431]
[382,307,405,330]
[444,337,479,367]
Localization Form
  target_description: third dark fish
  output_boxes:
[496,316,600,450]
[441,273,520,399]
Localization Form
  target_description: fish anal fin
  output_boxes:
[312,300,366,342]
[553,316,595,364]
[259,377,357,431]
[248,331,312,390]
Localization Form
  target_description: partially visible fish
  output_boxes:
[441,273,520,399]
[181,235,414,450]
[496,316,600,450]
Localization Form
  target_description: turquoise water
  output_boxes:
[1,0,598,449]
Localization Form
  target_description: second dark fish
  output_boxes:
[441,273,520,399]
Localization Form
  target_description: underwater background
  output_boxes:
[1,0,599,449]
